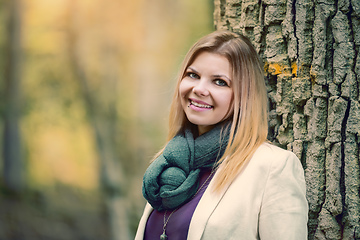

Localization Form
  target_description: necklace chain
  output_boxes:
[160,170,215,240]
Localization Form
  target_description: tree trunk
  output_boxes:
[214,0,360,239]
[2,0,24,193]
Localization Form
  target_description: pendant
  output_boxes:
[160,232,168,240]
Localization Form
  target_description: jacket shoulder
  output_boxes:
[253,143,299,164]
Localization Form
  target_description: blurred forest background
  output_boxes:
[0,0,213,239]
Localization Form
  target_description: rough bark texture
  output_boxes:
[214,0,360,239]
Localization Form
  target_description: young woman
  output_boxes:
[135,30,308,240]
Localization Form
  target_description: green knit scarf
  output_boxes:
[142,122,231,211]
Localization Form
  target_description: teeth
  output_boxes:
[191,100,212,108]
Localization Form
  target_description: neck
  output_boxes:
[198,125,215,135]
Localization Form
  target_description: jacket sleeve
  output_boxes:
[259,151,308,240]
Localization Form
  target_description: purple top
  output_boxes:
[144,169,213,240]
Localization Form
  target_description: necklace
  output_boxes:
[160,170,215,240]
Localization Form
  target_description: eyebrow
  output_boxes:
[187,67,232,82]
[214,74,232,82]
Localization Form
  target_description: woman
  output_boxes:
[135,30,308,240]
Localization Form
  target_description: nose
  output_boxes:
[192,79,209,96]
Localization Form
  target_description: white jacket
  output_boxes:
[135,143,308,240]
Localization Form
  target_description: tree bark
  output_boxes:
[2,0,24,193]
[214,0,360,239]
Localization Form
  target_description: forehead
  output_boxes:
[188,51,231,74]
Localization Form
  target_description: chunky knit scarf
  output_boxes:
[142,122,231,211]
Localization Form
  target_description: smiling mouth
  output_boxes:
[189,100,213,109]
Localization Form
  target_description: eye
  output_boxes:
[214,79,229,87]
[185,72,200,79]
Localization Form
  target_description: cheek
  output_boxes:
[179,80,190,98]
[222,93,234,115]
[178,82,188,107]
[229,94,235,108]
[223,92,234,108]
[179,83,185,97]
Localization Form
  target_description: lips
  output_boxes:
[189,98,213,109]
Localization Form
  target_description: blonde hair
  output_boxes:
[158,30,268,192]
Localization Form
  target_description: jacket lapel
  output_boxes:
[134,203,153,240]
[187,170,229,239]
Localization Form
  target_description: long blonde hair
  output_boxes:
[158,30,268,192]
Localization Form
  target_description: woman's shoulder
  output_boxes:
[255,142,296,156]
[251,142,301,169]
[245,142,306,193]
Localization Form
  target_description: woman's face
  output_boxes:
[179,51,234,135]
